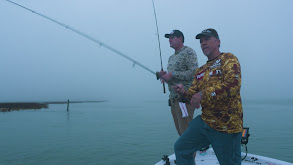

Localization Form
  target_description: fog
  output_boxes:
[1,0,292,102]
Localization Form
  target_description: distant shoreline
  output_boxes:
[0,101,106,112]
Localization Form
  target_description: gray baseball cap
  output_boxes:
[195,28,219,39]
[165,30,184,40]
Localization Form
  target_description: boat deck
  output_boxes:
[155,147,293,165]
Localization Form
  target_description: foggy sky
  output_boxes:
[1,0,292,102]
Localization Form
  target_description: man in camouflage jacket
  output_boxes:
[173,29,243,165]
[159,30,198,136]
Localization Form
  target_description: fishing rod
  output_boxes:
[4,0,156,76]
[151,0,166,93]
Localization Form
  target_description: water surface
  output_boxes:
[0,99,292,164]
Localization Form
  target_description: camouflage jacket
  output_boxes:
[185,53,243,133]
[167,46,198,100]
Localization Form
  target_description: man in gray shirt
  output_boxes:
[158,30,198,136]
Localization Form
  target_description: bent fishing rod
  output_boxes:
[4,0,156,76]
[151,0,166,93]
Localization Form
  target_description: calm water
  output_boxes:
[0,99,293,165]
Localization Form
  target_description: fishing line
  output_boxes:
[4,0,156,75]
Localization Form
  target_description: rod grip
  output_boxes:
[161,68,166,93]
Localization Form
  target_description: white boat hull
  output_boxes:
[155,148,293,165]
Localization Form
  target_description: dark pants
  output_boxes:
[174,115,242,165]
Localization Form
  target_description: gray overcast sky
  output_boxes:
[1,0,292,102]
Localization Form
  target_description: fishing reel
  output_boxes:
[156,72,161,80]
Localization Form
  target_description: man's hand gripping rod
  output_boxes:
[156,73,191,103]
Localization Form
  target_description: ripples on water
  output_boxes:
[0,99,292,165]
